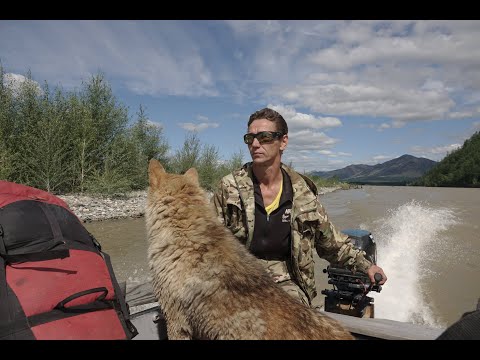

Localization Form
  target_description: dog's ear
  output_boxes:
[148,158,165,188]
[184,167,199,185]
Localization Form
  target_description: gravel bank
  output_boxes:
[58,191,147,223]
[59,187,341,223]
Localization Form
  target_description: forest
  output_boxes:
[412,131,480,187]
[0,66,245,194]
[1,66,346,195]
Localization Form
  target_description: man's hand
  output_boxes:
[367,264,387,285]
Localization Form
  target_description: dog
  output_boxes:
[145,158,354,340]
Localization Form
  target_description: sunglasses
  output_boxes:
[243,131,284,145]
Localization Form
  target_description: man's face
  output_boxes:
[246,119,288,166]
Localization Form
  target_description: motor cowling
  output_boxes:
[341,228,377,265]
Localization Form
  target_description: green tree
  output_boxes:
[0,64,15,179]
[19,83,74,192]
[74,73,129,192]
[197,144,221,191]
[128,105,169,189]
[214,148,245,181]
[83,134,136,195]
[0,134,11,180]
[227,149,245,171]
[169,132,202,174]
[8,70,45,186]
[65,92,96,192]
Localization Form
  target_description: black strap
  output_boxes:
[0,257,12,326]
[1,287,110,338]
[0,298,116,339]
[38,202,64,246]
[0,321,35,340]
[0,224,6,255]
[88,231,102,251]
[55,287,108,309]
[102,251,138,339]
[0,254,36,339]
[2,248,70,264]
[0,228,17,334]
[32,299,114,326]
[0,284,134,339]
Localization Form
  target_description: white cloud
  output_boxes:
[315,151,352,158]
[287,130,339,151]
[178,122,220,132]
[271,82,454,123]
[378,123,391,131]
[269,104,342,131]
[448,111,475,119]
[283,149,353,173]
[411,143,461,161]
[147,120,163,130]
[197,115,209,122]
[328,159,346,165]
[1,21,218,97]
[372,155,394,162]
[255,21,480,124]
[392,120,406,128]
[4,20,480,125]
[421,79,448,92]
[3,73,42,96]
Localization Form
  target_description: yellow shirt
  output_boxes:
[265,179,283,215]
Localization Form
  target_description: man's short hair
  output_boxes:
[248,108,288,135]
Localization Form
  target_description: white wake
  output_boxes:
[366,200,459,328]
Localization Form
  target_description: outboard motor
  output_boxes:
[321,229,382,318]
[342,228,377,264]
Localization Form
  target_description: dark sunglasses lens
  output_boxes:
[257,132,275,143]
[244,132,281,145]
[244,134,254,144]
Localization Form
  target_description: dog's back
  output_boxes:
[146,159,354,340]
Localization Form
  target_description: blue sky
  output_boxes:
[1,20,480,173]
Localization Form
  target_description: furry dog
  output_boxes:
[145,159,354,340]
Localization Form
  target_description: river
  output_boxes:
[85,185,480,329]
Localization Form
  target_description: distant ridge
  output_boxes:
[310,154,437,185]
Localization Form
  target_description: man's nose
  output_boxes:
[251,137,261,147]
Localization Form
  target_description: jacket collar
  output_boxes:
[232,162,318,246]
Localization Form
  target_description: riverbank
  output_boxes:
[58,186,343,223]
[58,191,147,223]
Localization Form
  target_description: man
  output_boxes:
[212,107,387,306]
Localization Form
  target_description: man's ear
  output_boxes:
[280,134,288,151]
[184,167,199,185]
[148,158,165,188]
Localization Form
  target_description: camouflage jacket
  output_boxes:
[212,162,373,304]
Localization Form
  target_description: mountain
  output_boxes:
[310,154,438,185]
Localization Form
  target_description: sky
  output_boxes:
[1,20,480,173]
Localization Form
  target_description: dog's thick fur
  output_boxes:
[145,159,354,340]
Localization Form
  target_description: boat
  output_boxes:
[124,229,447,340]
[124,281,446,340]
[0,182,463,340]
